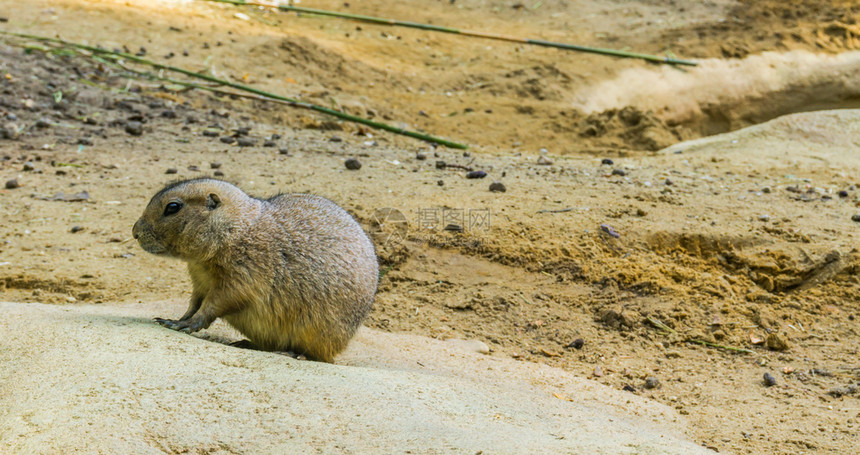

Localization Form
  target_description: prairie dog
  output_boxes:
[132,178,378,362]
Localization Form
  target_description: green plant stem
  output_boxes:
[1,31,468,149]
[204,0,697,66]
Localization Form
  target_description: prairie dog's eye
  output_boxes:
[163,201,183,216]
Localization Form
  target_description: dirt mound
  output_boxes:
[575,51,860,137]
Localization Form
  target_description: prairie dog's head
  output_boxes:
[132,179,251,262]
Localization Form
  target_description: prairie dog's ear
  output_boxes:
[207,193,221,210]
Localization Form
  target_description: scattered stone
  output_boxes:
[766,333,790,351]
[758,214,770,222]
[263,140,277,147]
[601,158,614,165]
[852,214,860,222]
[279,147,290,155]
[1,122,20,139]
[77,138,93,146]
[5,179,19,189]
[537,155,553,165]
[329,135,343,143]
[70,225,84,233]
[236,137,257,147]
[622,385,636,392]
[416,152,427,161]
[35,118,52,128]
[437,180,444,186]
[762,187,771,193]
[202,129,219,137]
[600,306,636,330]
[41,191,89,202]
[600,224,620,238]
[219,136,236,144]
[592,366,604,377]
[763,372,777,387]
[664,179,673,186]
[270,134,281,140]
[644,377,660,389]
[161,110,177,119]
[838,190,849,198]
[611,168,627,176]
[213,170,224,177]
[444,224,463,232]
[489,181,507,193]
[125,121,143,136]
[345,158,362,170]
[188,165,200,172]
[435,160,447,169]
[165,168,178,174]
[210,162,222,169]
[22,162,35,171]
[566,338,584,350]
[828,385,857,397]
[466,170,487,179]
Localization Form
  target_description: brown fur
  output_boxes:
[132,178,378,362]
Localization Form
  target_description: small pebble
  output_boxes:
[210,162,222,169]
[188,165,200,172]
[416,152,427,161]
[437,180,444,186]
[219,136,236,144]
[838,190,849,198]
[763,372,777,387]
[202,130,219,137]
[70,225,84,233]
[263,140,276,147]
[1,123,19,139]
[489,181,506,193]
[566,338,584,350]
[600,224,620,238]
[644,377,660,389]
[165,168,178,174]
[758,214,770,222]
[593,366,604,377]
[762,187,772,193]
[611,168,627,176]
[270,134,281,140]
[329,135,343,143]
[622,385,636,392]
[466,170,487,179]
[77,138,93,146]
[213,170,224,177]
[35,118,52,128]
[23,162,35,171]
[5,178,19,189]
[236,137,257,147]
[852,214,860,222]
[125,121,143,136]
[664,178,673,186]
[345,158,362,170]
[435,160,447,169]
[601,158,614,165]
[279,147,290,155]
[537,155,553,165]
[161,110,177,119]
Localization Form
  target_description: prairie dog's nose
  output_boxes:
[132,220,141,239]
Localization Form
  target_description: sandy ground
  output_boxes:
[1,0,859,453]
[1,300,712,454]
